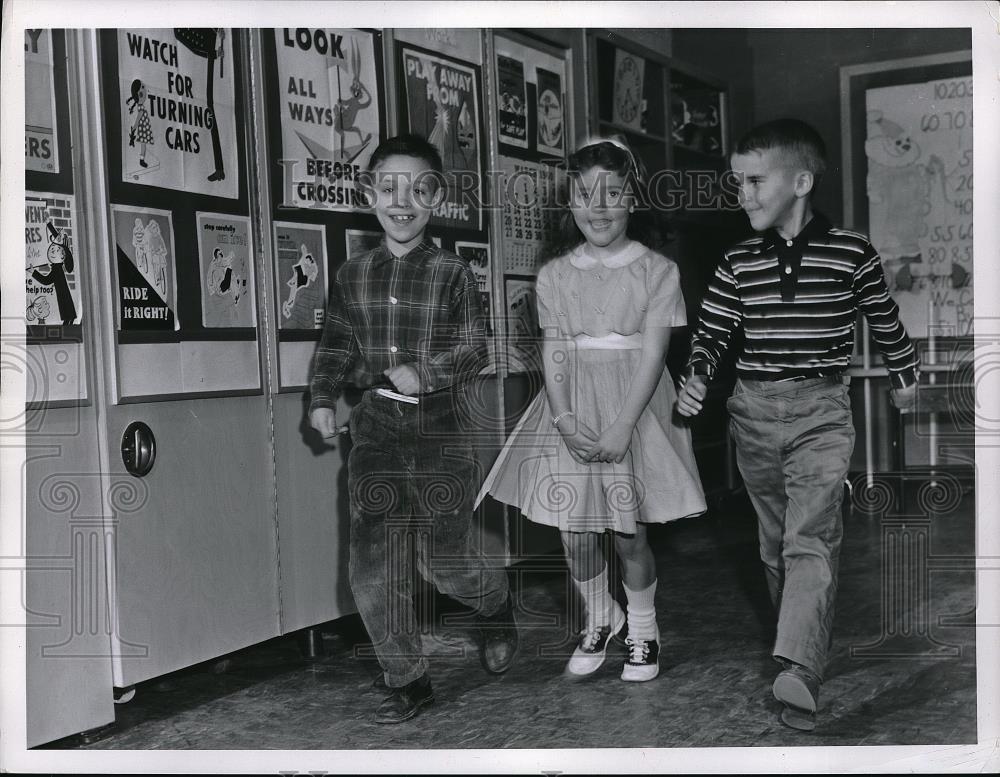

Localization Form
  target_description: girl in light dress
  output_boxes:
[126,79,154,169]
[478,138,706,681]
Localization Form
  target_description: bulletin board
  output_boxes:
[25,29,88,407]
[261,28,388,390]
[493,33,568,278]
[490,32,571,378]
[26,29,79,346]
[842,51,973,353]
[99,29,260,400]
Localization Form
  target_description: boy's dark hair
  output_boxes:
[540,140,664,263]
[733,118,827,182]
[366,133,444,174]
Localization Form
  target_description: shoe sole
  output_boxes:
[772,673,818,713]
[564,607,627,678]
[374,694,435,724]
[780,704,816,732]
[620,666,659,682]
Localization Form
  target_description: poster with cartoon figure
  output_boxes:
[26,195,81,326]
[25,29,60,174]
[273,221,328,330]
[401,45,482,231]
[535,67,564,157]
[117,29,237,198]
[505,276,540,374]
[196,213,255,328]
[612,48,644,131]
[496,54,527,148]
[273,29,381,211]
[456,241,495,372]
[671,83,724,156]
[455,241,490,295]
[111,204,179,331]
[865,75,973,338]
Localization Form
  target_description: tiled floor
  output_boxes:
[47,488,977,750]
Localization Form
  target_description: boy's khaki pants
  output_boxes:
[726,376,855,681]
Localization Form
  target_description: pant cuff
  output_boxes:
[384,658,429,688]
[773,637,826,681]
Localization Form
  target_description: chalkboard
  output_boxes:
[841,51,973,343]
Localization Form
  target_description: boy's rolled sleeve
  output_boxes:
[413,266,488,393]
[308,271,360,414]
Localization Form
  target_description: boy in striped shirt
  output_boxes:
[677,119,918,731]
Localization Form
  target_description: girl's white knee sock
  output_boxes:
[623,578,658,641]
[573,566,612,630]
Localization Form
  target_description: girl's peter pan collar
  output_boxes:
[568,239,647,270]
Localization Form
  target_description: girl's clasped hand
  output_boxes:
[557,415,632,464]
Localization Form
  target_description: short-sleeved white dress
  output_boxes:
[476,239,707,533]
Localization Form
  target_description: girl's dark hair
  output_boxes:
[539,140,664,264]
[126,79,143,113]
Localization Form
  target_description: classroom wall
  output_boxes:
[746,27,972,224]
[608,28,672,58]
[671,28,755,144]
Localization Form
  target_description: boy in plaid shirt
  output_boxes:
[309,134,517,724]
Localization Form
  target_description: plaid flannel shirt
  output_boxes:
[308,239,488,413]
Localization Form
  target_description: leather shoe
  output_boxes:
[773,663,821,731]
[477,593,519,675]
[374,674,434,724]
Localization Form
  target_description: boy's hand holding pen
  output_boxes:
[309,407,349,440]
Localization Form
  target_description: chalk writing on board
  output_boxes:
[865,76,973,338]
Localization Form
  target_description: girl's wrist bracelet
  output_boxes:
[551,410,575,427]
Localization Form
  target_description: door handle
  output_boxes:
[121,421,156,477]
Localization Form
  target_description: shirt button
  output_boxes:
[389,295,398,304]
[786,239,793,247]
[785,266,793,275]
[390,346,398,353]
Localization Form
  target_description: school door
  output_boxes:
[79,29,283,691]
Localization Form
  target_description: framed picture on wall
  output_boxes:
[670,70,727,157]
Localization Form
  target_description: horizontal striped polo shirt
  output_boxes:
[687,212,919,388]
